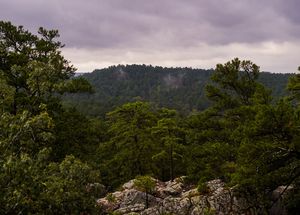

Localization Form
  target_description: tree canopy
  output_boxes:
[0,21,102,214]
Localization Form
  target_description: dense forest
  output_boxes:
[64,65,292,117]
[1,21,300,214]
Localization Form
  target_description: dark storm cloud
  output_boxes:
[1,0,299,49]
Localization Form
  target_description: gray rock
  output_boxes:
[182,188,199,198]
[120,189,160,208]
[122,179,136,190]
[269,185,293,215]
[98,177,291,215]
[115,203,145,214]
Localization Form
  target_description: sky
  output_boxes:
[0,0,299,73]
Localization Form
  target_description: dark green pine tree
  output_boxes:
[0,21,102,214]
[151,108,185,181]
[234,65,300,213]
[99,101,158,187]
[186,58,271,183]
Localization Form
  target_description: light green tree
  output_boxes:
[134,175,156,209]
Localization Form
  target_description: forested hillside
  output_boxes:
[64,65,292,117]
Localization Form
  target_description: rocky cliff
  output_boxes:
[97,177,289,215]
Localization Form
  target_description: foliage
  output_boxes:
[0,21,101,214]
[98,102,158,188]
[230,67,300,210]
[134,175,156,208]
[185,58,269,184]
[1,20,300,213]
[151,108,186,181]
[98,102,188,188]
[0,150,101,214]
[134,175,156,194]
[197,182,210,194]
[287,66,300,101]
[40,155,101,214]
[64,64,291,117]
[231,66,300,210]
[95,60,300,213]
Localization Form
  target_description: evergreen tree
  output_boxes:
[99,102,157,188]
[134,175,156,209]
[186,58,271,183]
[0,21,102,214]
[151,108,185,181]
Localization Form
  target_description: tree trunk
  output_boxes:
[170,143,174,182]
[145,191,149,209]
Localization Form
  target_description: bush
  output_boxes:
[197,182,210,194]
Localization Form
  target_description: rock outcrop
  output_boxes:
[97,177,289,215]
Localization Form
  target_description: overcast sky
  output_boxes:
[1,0,299,73]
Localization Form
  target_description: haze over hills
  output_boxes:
[65,64,292,117]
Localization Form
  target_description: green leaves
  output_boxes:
[0,21,81,115]
[98,102,187,186]
[151,109,185,181]
[134,175,156,209]
[41,155,101,214]
[0,110,54,157]
[0,21,101,214]
[0,152,102,214]
[134,175,156,193]
[287,66,300,102]
[99,102,157,187]
[186,58,272,185]
[58,77,94,94]
[0,77,14,111]
[206,58,262,108]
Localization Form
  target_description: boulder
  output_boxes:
[182,188,199,198]
[269,185,293,215]
[156,177,185,197]
[97,177,291,215]
[122,179,136,190]
[115,203,145,214]
[120,189,160,208]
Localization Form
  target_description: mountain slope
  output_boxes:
[64,64,292,117]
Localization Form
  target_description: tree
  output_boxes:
[151,108,185,181]
[0,150,102,214]
[206,58,263,107]
[0,21,92,115]
[230,98,300,212]
[41,155,102,214]
[243,66,300,212]
[99,101,157,188]
[186,58,271,183]
[0,21,101,214]
[0,21,96,161]
[134,175,156,209]
[224,65,300,212]
[287,66,300,101]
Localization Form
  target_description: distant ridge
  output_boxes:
[64,65,292,117]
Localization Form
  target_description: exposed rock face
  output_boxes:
[97,177,288,215]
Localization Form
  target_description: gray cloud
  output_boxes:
[0,0,299,72]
